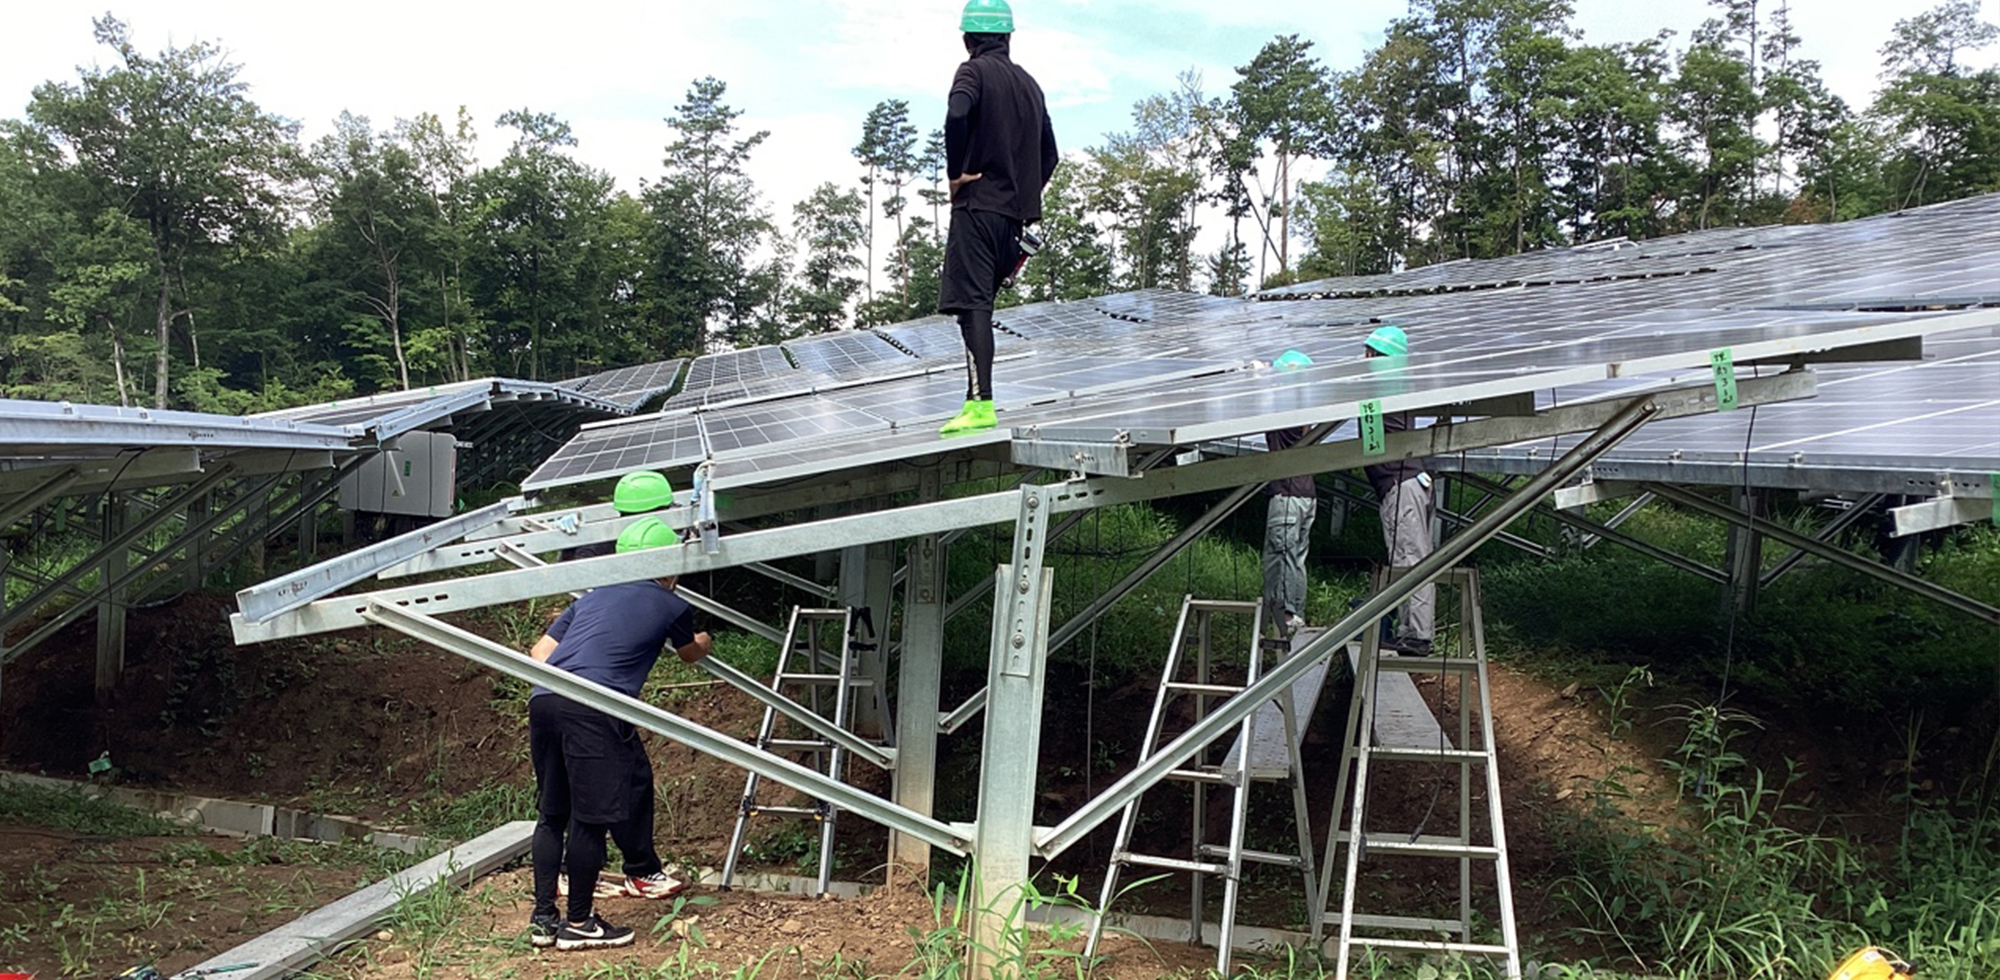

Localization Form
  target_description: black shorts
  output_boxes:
[529,694,644,826]
[939,208,1022,314]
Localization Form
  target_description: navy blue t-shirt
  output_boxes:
[531,581,696,699]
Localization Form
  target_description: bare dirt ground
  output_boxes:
[332,869,1222,980]
[0,826,375,979]
[1,590,1696,977]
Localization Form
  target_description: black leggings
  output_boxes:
[959,309,995,401]
[534,816,608,922]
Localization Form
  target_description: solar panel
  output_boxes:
[527,192,2000,499]
[521,413,705,490]
[783,331,915,379]
[253,381,493,426]
[874,317,1029,361]
[560,359,686,409]
[1451,327,2000,485]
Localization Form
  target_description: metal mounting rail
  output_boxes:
[238,499,523,623]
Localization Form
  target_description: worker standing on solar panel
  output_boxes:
[1261,350,1318,636]
[1361,325,1435,655]
[936,0,1059,435]
[551,469,687,907]
[526,516,712,951]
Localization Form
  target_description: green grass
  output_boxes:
[0,783,190,837]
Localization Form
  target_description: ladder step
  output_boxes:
[1167,767,1238,785]
[1346,937,1514,958]
[1196,844,1307,868]
[747,805,824,817]
[765,738,834,751]
[1340,834,1500,859]
[1327,912,1466,934]
[1374,655,1483,674]
[1164,681,1246,696]
[1187,599,1260,613]
[775,674,873,687]
[1367,746,1490,763]
[1114,851,1229,875]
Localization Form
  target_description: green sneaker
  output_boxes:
[939,399,998,435]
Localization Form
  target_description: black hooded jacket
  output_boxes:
[944,35,1058,222]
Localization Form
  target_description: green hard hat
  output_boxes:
[612,470,673,514]
[615,516,680,554]
[1364,324,1409,357]
[1273,350,1314,371]
[960,0,1014,33]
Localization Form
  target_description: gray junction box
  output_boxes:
[340,431,457,518]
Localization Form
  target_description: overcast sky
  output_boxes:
[4,0,1992,244]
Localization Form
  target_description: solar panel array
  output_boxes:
[559,359,686,410]
[523,194,2000,496]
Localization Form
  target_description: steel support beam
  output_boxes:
[892,467,947,876]
[359,600,967,855]
[1584,491,1658,549]
[1047,481,1264,655]
[235,375,1808,644]
[1552,480,1641,511]
[696,654,894,769]
[744,561,837,599]
[1725,488,1768,614]
[1645,482,2000,626]
[238,499,524,624]
[972,485,1055,971]
[1891,495,1991,538]
[1453,473,1728,584]
[95,495,131,700]
[0,466,82,529]
[1033,394,1659,861]
[0,462,240,636]
[1762,494,1886,586]
[2,472,296,666]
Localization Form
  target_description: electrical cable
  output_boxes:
[1715,367,1764,706]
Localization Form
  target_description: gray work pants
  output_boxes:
[1261,494,1316,626]
[1379,475,1435,643]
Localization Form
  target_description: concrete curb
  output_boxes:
[0,770,441,853]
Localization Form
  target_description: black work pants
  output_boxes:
[529,695,655,921]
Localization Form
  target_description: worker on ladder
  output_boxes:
[1362,325,1435,655]
[1261,349,1318,637]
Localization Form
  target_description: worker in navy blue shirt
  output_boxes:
[525,516,712,952]
[550,469,680,910]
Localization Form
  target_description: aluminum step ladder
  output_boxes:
[719,606,873,896]
[1086,596,1319,974]
[1314,566,1520,979]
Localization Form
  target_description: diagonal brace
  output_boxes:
[1033,394,1660,861]
[360,601,964,854]
[1644,483,2000,626]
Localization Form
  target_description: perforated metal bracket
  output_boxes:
[1009,431,1133,477]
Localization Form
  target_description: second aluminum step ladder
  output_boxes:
[1086,596,1319,974]
[1314,566,1521,979]
[719,606,871,896]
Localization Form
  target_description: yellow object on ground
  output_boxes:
[1827,947,1915,980]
